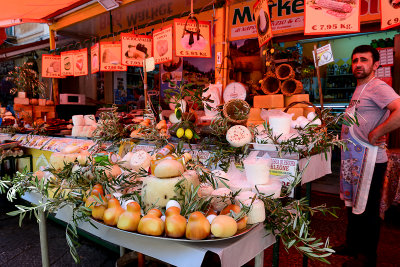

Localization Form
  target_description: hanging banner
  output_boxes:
[91,43,100,74]
[60,51,75,76]
[305,0,360,35]
[174,18,211,58]
[100,42,127,72]
[121,33,153,67]
[381,0,400,30]
[153,25,174,65]
[73,48,88,76]
[42,55,61,78]
[253,0,273,47]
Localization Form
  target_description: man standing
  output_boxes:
[335,45,400,266]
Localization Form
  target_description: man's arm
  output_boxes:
[369,98,400,145]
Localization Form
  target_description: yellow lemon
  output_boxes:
[185,128,193,140]
[176,128,185,138]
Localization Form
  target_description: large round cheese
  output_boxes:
[142,170,199,209]
[226,125,252,147]
[227,179,251,194]
[235,191,257,205]
[153,159,185,178]
[121,152,134,169]
[198,183,214,197]
[243,199,265,224]
[210,188,233,211]
[254,179,282,199]
[130,150,152,172]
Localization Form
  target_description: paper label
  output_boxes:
[121,33,153,67]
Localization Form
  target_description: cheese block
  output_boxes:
[247,120,265,127]
[253,95,284,109]
[284,94,310,107]
[84,114,97,126]
[254,179,282,198]
[284,107,304,120]
[130,150,152,172]
[248,108,263,121]
[211,188,233,211]
[72,126,84,137]
[14,97,30,105]
[142,170,199,209]
[243,199,265,224]
[85,125,97,137]
[303,107,315,118]
[72,115,85,126]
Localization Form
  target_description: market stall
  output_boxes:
[1,0,400,266]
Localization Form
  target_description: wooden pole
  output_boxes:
[313,45,324,110]
[49,29,59,105]
[143,60,148,109]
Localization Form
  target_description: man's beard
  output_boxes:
[353,67,372,79]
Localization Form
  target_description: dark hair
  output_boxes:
[351,45,380,63]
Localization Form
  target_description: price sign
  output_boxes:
[100,42,127,72]
[381,0,400,30]
[305,0,360,35]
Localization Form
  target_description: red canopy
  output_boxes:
[0,0,91,27]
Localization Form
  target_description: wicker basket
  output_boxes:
[223,99,251,125]
[261,75,281,95]
[275,64,295,80]
[284,101,325,129]
[281,79,303,96]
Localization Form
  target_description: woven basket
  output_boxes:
[261,75,281,95]
[275,64,295,80]
[223,99,251,125]
[284,101,325,129]
[281,79,303,96]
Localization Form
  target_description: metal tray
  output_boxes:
[90,218,260,243]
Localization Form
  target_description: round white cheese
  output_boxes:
[153,159,185,178]
[243,199,265,224]
[226,125,252,148]
[72,115,85,126]
[254,179,282,199]
[235,191,257,205]
[130,150,152,172]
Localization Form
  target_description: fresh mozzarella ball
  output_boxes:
[206,214,217,224]
[166,200,181,211]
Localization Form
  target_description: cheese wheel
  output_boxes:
[72,115,85,126]
[211,188,233,211]
[130,150,152,172]
[254,179,282,198]
[235,191,257,205]
[285,107,304,120]
[121,152,134,169]
[142,170,199,209]
[198,183,214,197]
[84,114,97,126]
[284,94,310,107]
[226,125,252,148]
[243,199,265,224]
[227,179,252,194]
[253,95,284,109]
[154,159,185,178]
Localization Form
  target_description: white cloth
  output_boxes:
[299,150,332,185]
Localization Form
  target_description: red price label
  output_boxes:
[311,23,352,31]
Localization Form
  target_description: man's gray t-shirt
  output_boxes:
[346,78,400,163]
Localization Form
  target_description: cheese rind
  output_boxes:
[243,199,266,224]
[284,94,310,107]
[254,95,284,109]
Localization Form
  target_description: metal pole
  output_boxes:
[254,251,264,267]
[314,44,324,110]
[38,208,50,267]
[144,61,148,108]
[272,236,280,267]
[119,246,126,257]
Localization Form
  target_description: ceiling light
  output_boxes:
[97,0,120,11]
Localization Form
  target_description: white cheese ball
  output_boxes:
[307,112,317,121]
[206,214,217,224]
[226,125,252,148]
[166,200,181,211]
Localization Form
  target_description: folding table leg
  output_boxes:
[38,208,50,267]
[254,251,264,267]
